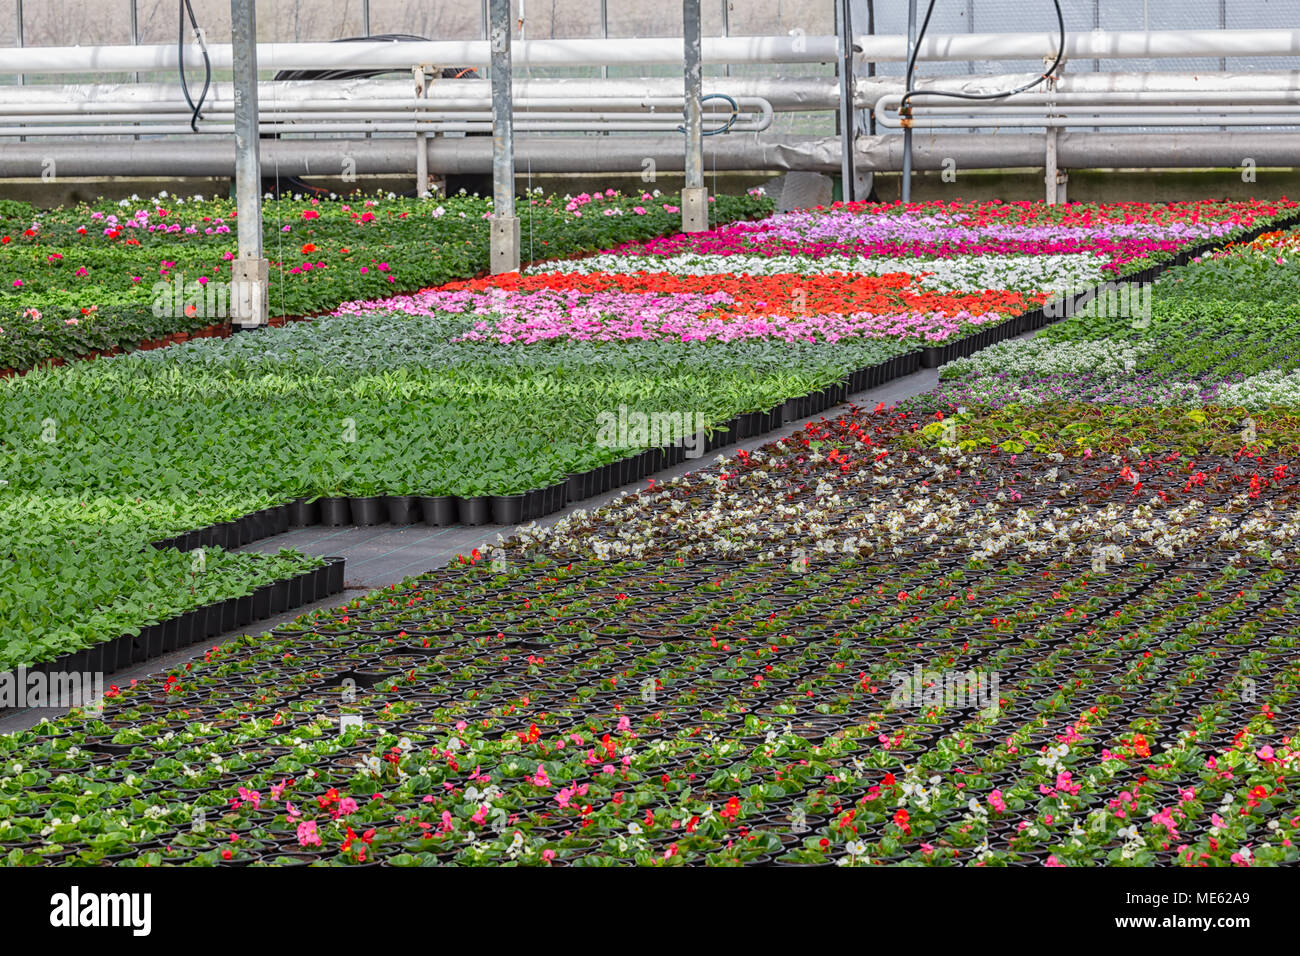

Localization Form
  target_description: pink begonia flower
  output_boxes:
[296,821,321,847]
[471,805,490,825]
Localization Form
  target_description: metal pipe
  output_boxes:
[857,131,1300,169]
[0,35,839,74]
[1,30,1297,75]
[877,112,1300,129]
[489,0,518,274]
[860,70,1300,103]
[229,0,267,328]
[0,96,776,115]
[5,131,1300,177]
[682,0,707,233]
[881,90,1300,108]
[0,117,775,137]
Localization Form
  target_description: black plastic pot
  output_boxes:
[420,495,459,527]
[161,617,181,653]
[324,556,346,593]
[518,488,539,521]
[184,607,207,647]
[299,569,318,605]
[492,494,525,525]
[289,497,320,526]
[204,600,223,637]
[462,496,491,528]
[350,496,386,526]
[385,495,421,525]
[253,584,273,619]
[319,497,352,527]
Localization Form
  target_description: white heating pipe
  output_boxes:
[0,29,1295,75]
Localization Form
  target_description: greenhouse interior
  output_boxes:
[1,0,1299,917]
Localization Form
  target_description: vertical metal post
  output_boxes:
[901,0,917,202]
[1045,60,1067,204]
[682,0,707,233]
[1218,0,1227,72]
[835,0,855,202]
[489,0,519,274]
[601,0,609,79]
[414,65,430,198]
[721,0,730,78]
[1091,0,1100,73]
[362,0,371,37]
[230,0,268,329]
[966,0,974,75]
[15,0,24,87]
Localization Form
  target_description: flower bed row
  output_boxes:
[911,218,1300,454]
[5,404,1300,865]
[3,199,1290,681]
[0,190,770,372]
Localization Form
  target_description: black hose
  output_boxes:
[178,0,211,132]
[901,0,1065,112]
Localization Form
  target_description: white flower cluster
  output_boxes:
[1219,369,1300,409]
[941,338,1154,380]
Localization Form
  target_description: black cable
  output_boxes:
[900,0,1065,113]
[178,0,211,132]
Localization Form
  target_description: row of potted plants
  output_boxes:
[4,505,1298,865]
[0,189,773,371]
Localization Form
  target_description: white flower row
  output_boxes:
[941,338,1154,380]
[530,253,1108,293]
[508,442,1293,567]
[1219,369,1300,409]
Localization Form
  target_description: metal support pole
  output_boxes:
[721,0,730,78]
[362,0,371,38]
[1044,58,1067,204]
[15,0,23,88]
[901,0,917,202]
[230,0,268,329]
[489,0,519,274]
[601,0,609,80]
[835,0,856,202]
[414,65,430,197]
[682,0,708,233]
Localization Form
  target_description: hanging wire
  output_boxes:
[900,0,1065,113]
[177,0,212,132]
